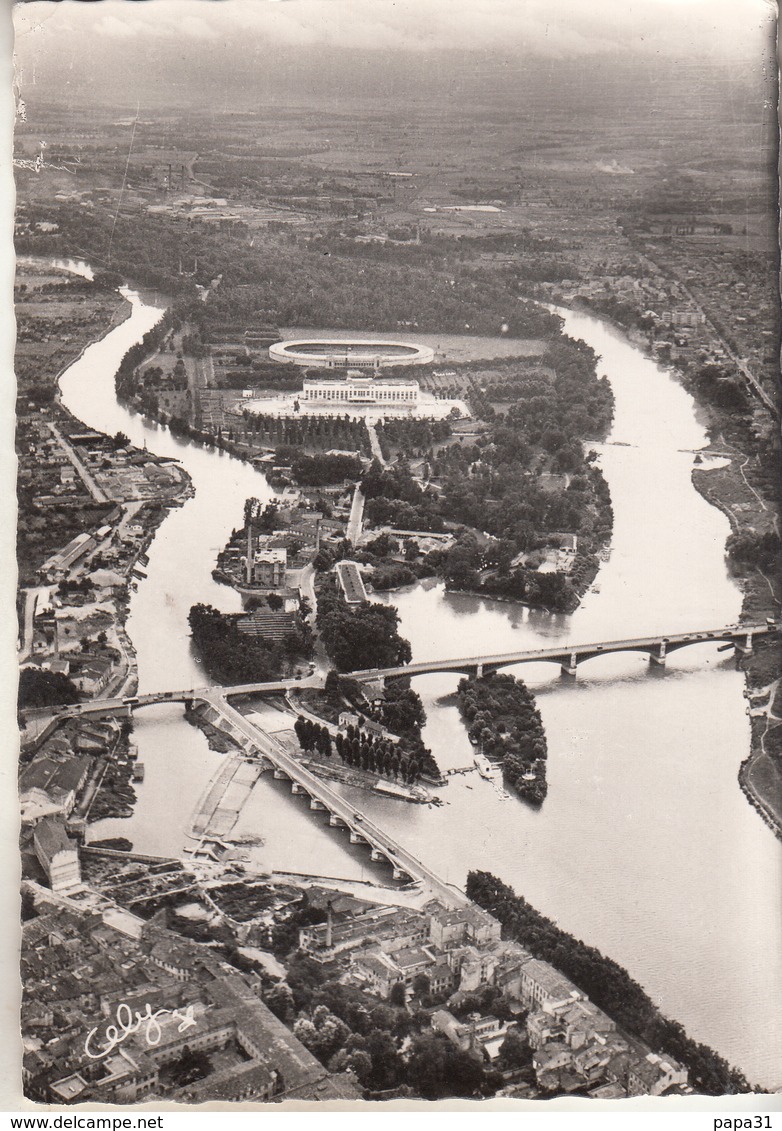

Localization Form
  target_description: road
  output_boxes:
[207,692,470,907]
[18,587,47,661]
[349,623,774,681]
[25,622,775,726]
[31,673,325,722]
[346,486,365,545]
[639,255,778,419]
[366,421,387,466]
[49,422,110,504]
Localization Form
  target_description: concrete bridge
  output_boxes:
[45,674,325,722]
[43,683,469,901]
[37,623,775,725]
[191,692,470,903]
[348,623,776,682]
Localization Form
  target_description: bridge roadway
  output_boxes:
[35,623,775,723]
[349,622,775,681]
[199,691,470,904]
[44,683,469,901]
[26,622,774,903]
[46,674,325,720]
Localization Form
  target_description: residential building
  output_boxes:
[33,818,81,893]
[20,754,91,821]
[516,958,584,1011]
[627,1052,688,1097]
[428,907,502,951]
[72,656,113,696]
[431,1010,510,1061]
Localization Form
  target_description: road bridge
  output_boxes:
[46,674,324,721]
[35,624,775,726]
[193,691,471,903]
[348,623,775,682]
[38,683,469,901]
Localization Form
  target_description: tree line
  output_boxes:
[466,870,751,1096]
[294,715,430,785]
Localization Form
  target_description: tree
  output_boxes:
[265,982,296,1024]
[112,430,131,450]
[406,1033,493,1099]
[387,981,407,1007]
[18,668,81,710]
[497,1027,532,1071]
[364,1029,403,1091]
[163,1048,211,1087]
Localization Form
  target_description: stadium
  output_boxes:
[268,338,435,369]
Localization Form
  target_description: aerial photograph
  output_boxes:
[9,0,781,1111]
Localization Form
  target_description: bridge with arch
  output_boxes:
[27,620,774,897]
[348,622,775,683]
[43,623,775,726]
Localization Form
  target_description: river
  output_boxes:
[46,262,780,1088]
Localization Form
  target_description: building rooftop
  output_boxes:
[33,817,76,863]
[21,756,74,795]
[522,958,582,1001]
[206,976,328,1091]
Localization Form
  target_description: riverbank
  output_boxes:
[559,296,782,839]
[41,261,782,1087]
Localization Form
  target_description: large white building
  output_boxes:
[302,375,419,407]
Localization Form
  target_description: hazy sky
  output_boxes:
[14,0,775,60]
[12,0,778,115]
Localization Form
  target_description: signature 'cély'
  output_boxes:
[84,1001,198,1059]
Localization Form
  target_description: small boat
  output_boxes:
[132,763,145,782]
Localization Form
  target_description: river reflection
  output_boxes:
[47,261,781,1088]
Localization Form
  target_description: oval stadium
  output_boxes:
[269,338,435,369]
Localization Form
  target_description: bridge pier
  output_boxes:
[561,652,578,678]
[734,632,754,656]
[370,847,384,863]
[291,782,306,795]
[475,664,484,679]
[328,814,345,828]
[273,768,289,780]
[349,830,367,845]
[649,641,666,666]
[309,798,327,811]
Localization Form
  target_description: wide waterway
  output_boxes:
[46,261,781,1088]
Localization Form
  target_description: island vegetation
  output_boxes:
[457,673,548,804]
[297,670,440,781]
[188,602,312,685]
[315,576,412,672]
